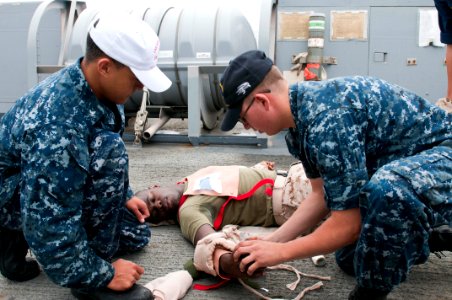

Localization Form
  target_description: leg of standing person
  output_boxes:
[446,45,452,100]
[336,144,452,300]
[435,0,452,100]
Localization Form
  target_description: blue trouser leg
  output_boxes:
[336,145,452,292]
[335,243,357,277]
[0,187,21,230]
[118,209,151,254]
[84,130,150,260]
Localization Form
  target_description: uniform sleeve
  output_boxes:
[126,186,134,200]
[178,195,216,244]
[20,125,114,288]
[307,108,369,210]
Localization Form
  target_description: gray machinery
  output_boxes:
[0,0,275,146]
[67,2,275,146]
[0,0,445,146]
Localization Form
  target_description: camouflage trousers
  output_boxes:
[335,142,452,292]
[2,130,150,262]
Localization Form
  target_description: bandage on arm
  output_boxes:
[193,226,240,277]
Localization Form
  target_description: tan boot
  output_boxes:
[436,97,452,113]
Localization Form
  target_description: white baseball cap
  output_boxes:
[89,11,171,93]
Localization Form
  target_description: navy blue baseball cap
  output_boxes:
[219,50,273,131]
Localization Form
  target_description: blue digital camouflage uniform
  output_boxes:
[285,76,452,292]
[0,58,150,288]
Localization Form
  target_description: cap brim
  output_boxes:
[220,106,241,131]
[132,66,172,93]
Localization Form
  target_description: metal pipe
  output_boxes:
[305,13,326,81]
[142,109,171,140]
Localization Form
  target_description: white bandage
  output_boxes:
[193,225,240,277]
[144,270,193,300]
[311,255,326,267]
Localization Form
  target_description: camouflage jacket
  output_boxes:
[286,76,451,210]
[0,58,130,288]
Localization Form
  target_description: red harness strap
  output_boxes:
[212,178,274,230]
[177,194,189,222]
[193,278,230,290]
[178,178,274,228]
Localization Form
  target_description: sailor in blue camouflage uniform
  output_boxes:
[0,12,171,300]
[219,50,452,300]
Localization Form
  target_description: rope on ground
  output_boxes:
[238,263,331,300]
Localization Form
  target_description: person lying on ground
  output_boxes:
[134,161,323,280]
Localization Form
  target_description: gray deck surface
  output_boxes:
[1,127,451,300]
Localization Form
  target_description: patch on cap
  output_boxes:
[236,82,252,96]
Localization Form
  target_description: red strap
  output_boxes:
[193,278,230,290]
[177,194,189,221]
[178,178,274,228]
[213,178,274,230]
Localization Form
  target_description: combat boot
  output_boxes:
[429,224,452,256]
[0,227,40,281]
[71,284,154,300]
[348,285,389,300]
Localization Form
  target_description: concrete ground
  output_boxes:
[1,122,451,300]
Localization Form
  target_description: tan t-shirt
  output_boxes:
[179,166,277,244]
